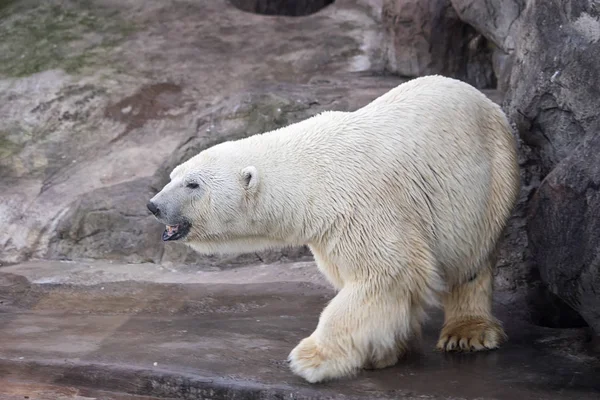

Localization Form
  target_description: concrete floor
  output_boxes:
[0,260,598,400]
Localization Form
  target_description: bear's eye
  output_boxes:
[186,182,199,189]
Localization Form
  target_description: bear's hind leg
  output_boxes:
[287,282,413,383]
[436,263,507,352]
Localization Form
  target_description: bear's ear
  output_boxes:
[169,165,181,180]
[240,166,259,191]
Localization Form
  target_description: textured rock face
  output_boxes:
[0,0,387,267]
[528,134,600,335]
[507,0,600,176]
[381,0,496,88]
[449,0,526,91]
[47,178,163,263]
[450,0,525,52]
[504,0,600,333]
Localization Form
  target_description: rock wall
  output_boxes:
[0,0,388,267]
[381,0,497,88]
[506,0,600,336]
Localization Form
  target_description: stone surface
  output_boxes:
[0,0,387,266]
[0,260,599,400]
[449,0,526,91]
[507,0,600,177]
[46,177,163,263]
[381,0,496,88]
[0,381,166,400]
[504,0,600,331]
[449,0,525,52]
[528,134,600,336]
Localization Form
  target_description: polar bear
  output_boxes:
[147,75,521,383]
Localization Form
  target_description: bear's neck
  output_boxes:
[241,130,329,246]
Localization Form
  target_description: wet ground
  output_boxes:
[0,260,598,400]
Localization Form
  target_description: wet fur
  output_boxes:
[149,75,521,383]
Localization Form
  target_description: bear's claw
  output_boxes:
[436,316,507,352]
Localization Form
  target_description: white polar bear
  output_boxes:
[147,75,521,383]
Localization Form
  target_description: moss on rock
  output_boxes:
[0,0,137,77]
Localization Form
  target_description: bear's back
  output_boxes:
[293,76,519,272]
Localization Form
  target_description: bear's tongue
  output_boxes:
[162,224,179,240]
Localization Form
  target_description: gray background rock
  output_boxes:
[381,0,496,88]
[0,0,388,266]
[504,0,600,335]
[529,133,600,335]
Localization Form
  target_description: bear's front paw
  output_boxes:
[436,316,507,352]
[363,341,406,370]
[287,336,357,383]
[363,351,399,370]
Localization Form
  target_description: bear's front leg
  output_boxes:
[288,283,413,383]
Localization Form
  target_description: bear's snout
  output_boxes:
[147,201,160,216]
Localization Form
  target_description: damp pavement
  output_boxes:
[0,260,598,400]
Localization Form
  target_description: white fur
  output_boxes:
[151,75,521,383]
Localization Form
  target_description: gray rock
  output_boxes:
[448,0,526,92]
[0,0,387,265]
[0,259,598,399]
[47,178,163,263]
[507,0,600,176]
[504,0,600,331]
[450,0,526,52]
[381,0,496,88]
[528,134,600,336]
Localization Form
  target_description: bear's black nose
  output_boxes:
[147,201,160,216]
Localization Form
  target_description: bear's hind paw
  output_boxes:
[436,316,507,352]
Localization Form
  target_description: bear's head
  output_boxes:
[147,147,260,248]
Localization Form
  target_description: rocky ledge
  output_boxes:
[0,260,598,400]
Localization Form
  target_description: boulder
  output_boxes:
[507,0,600,177]
[449,0,526,91]
[528,134,600,336]
[449,0,526,52]
[47,178,163,264]
[0,0,388,265]
[381,0,496,88]
[504,0,600,332]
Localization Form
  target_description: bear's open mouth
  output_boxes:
[162,222,190,241]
